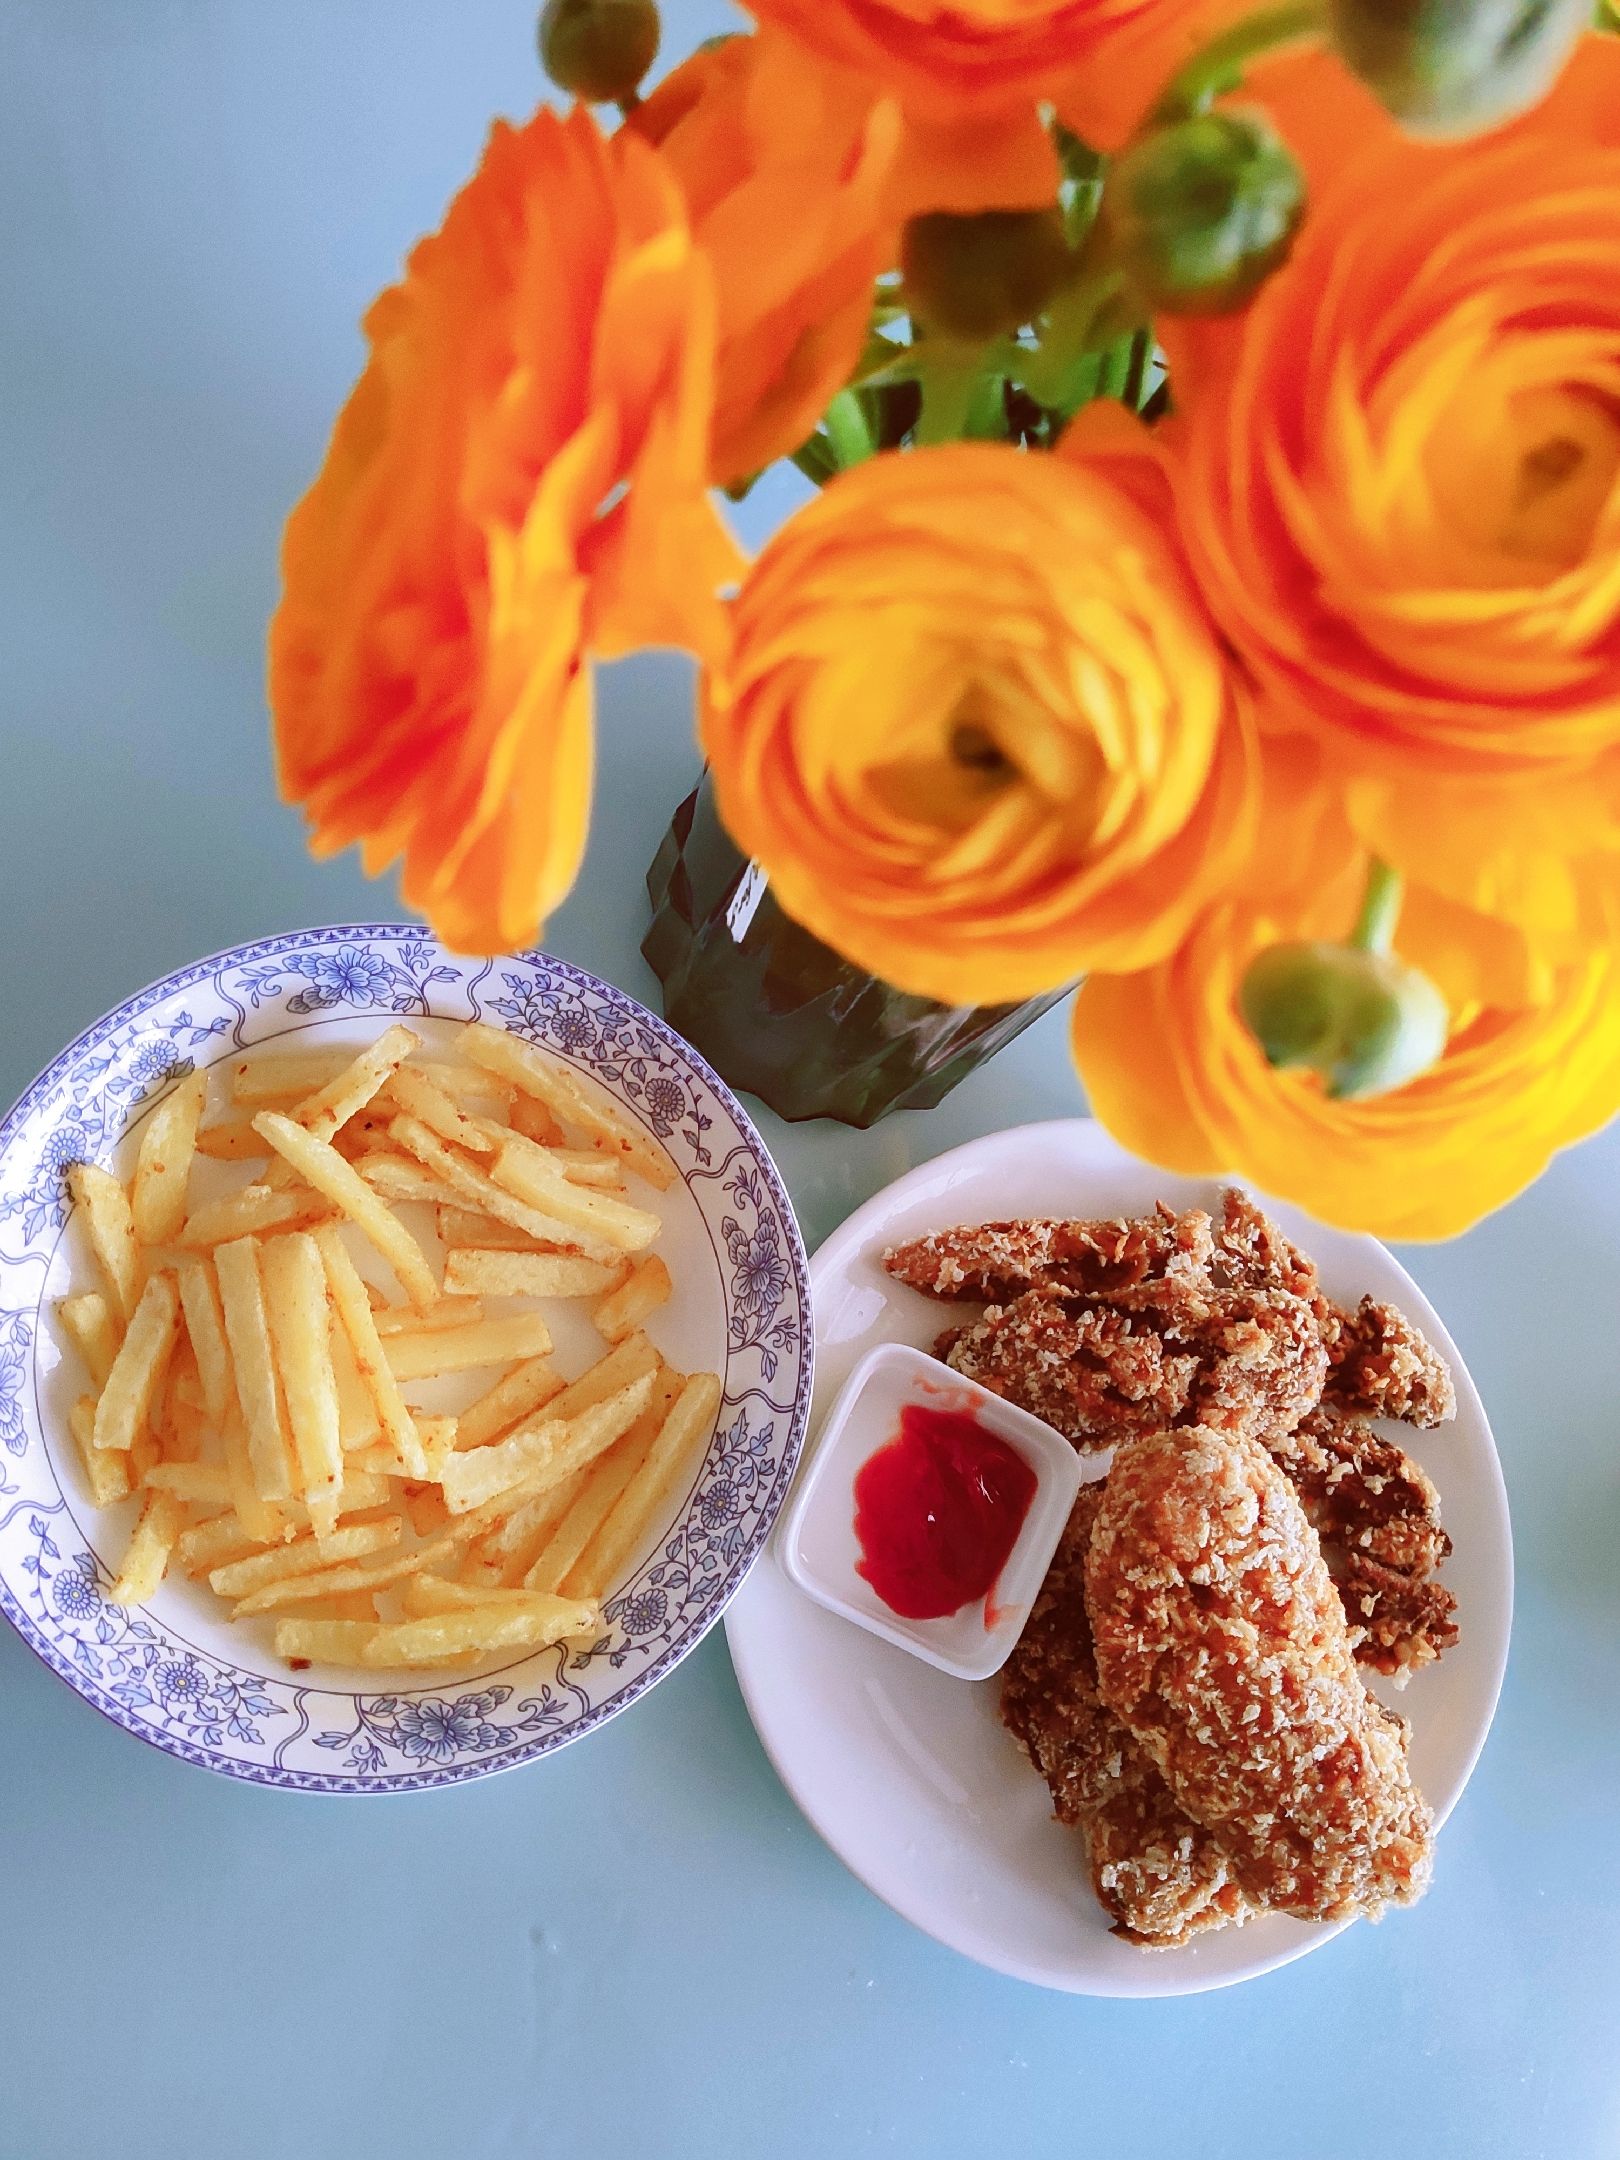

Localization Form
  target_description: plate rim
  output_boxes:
[0,921,815,1793]
[726,1115,1513,1995]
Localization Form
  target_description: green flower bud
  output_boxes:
[902,209,1073,342]
[1239,940,1450,1101]
[1329,0,1590,137]
[538,0,660,103]
[1106,109,1304,317]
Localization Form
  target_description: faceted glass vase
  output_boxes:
[642,774,1071,1128]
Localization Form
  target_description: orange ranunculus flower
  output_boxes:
[634,29,1061,487]
[700,438,1257,1006]
[1071,749,1620,1239]
[269,104,740,954]
[739,0,1201,117]
[1162,38,1620,802]
[632,32,899,489]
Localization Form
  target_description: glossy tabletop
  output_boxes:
[3,6,1618,2156]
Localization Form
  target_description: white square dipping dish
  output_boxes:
[775,1340,1084,1682]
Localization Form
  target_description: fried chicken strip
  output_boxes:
[1086,1425,1434,1923]
[942,1281,1326,1449]
[1323,1296,1457,1427]
[940,1294,1199,1450]
[1001,1486,1253,1947]
[884,1202,1213,1305]
[1264,1405,1457,1678]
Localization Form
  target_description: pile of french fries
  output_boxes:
[57,1021,721,1672]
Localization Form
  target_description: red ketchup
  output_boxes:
[852,1402,1037,1622]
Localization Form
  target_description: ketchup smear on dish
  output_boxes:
[852,1403,1037,1622]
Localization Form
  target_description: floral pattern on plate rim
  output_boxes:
[0,926,812,1792]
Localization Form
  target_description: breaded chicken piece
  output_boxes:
[1272,1405,1451,1577]
[1334,1552,1461,1679]
[1001,1486,1254,1947]
[1108,1276,1328,1441]
[941,1294,1199,1449]
[943,1281,1326,1449]
[1323,1296,1457,1427]
[1086,1424,1434,1923]
[1211,1188,1326,1311]
[884,1202,1212,1305]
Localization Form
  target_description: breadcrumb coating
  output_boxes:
[1324,1297,1458,1427]
[1000,1486,1255,1948]
[1086,1425,1434,1923]
[884,1202,1213,1305]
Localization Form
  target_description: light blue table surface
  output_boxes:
[3,6,1618,2156]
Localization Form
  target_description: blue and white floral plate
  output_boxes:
[0,925,812,1791]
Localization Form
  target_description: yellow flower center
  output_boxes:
[1421,363,1620,579]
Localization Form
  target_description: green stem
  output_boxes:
[913,341,987,446]
[790,434,838,489]
[821,389,877,469]
[1152,0,1324,122]
[1349,857,1403,956]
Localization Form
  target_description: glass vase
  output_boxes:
[642,774,1071,1128]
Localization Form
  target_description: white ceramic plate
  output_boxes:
[725,1119,1512,1997]
[0,926,811,1791]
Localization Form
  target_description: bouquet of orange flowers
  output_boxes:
[268,0,1620,1240]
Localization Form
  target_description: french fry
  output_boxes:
[359,1155,464,1209]
[227,1490,518,1614]
[331,1324,381,1452]
[68,1162,141,1320]
[417,1061,517,1111]
[93,1271,179,1453]
[439,1373,653,1515]
[592,1255,672,1344]
[255,1112,438,1306]
[174,1256,233,1423]
[443,1249,623,1301]
[208,1516,401,1599]
[385,1113,618,1261]
[108,1489,184,1605]
[214,1236,295,1501]
[509,1093,565,1146]
[455,1355,565,1451]
[471,1479,582,1581]
[358,1596,597,1666]
[195,1116,269,1161]
[462,1022,675,1189]
[314,1226,428,1478]
[416,1416,459,1477]
[176,1504,275,1576]
[131,1069,209,1247]
[553,1149,626,1190]
[290,1024,419,1141]
[371,1296,485,1337]
[402,1575,575,1615]
[385,1062,496,1154]
[58,1290,120,1389]
[486,1134,661,1253]
[177,1182,335,1248]
[380,1310,553,1382]
[261,1234,345,1533]
[220,1399,286,1545]
[402,1482,451,1537]
[231,1050,349,1105]
[145,1461,232,1505]
[543,1333,660,1426]
[570,1371,721,1599]
[526,1372,681,1594]
[434,1206,546,1253]
[274,1618,380,1666]
[69,1396,131,1507]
